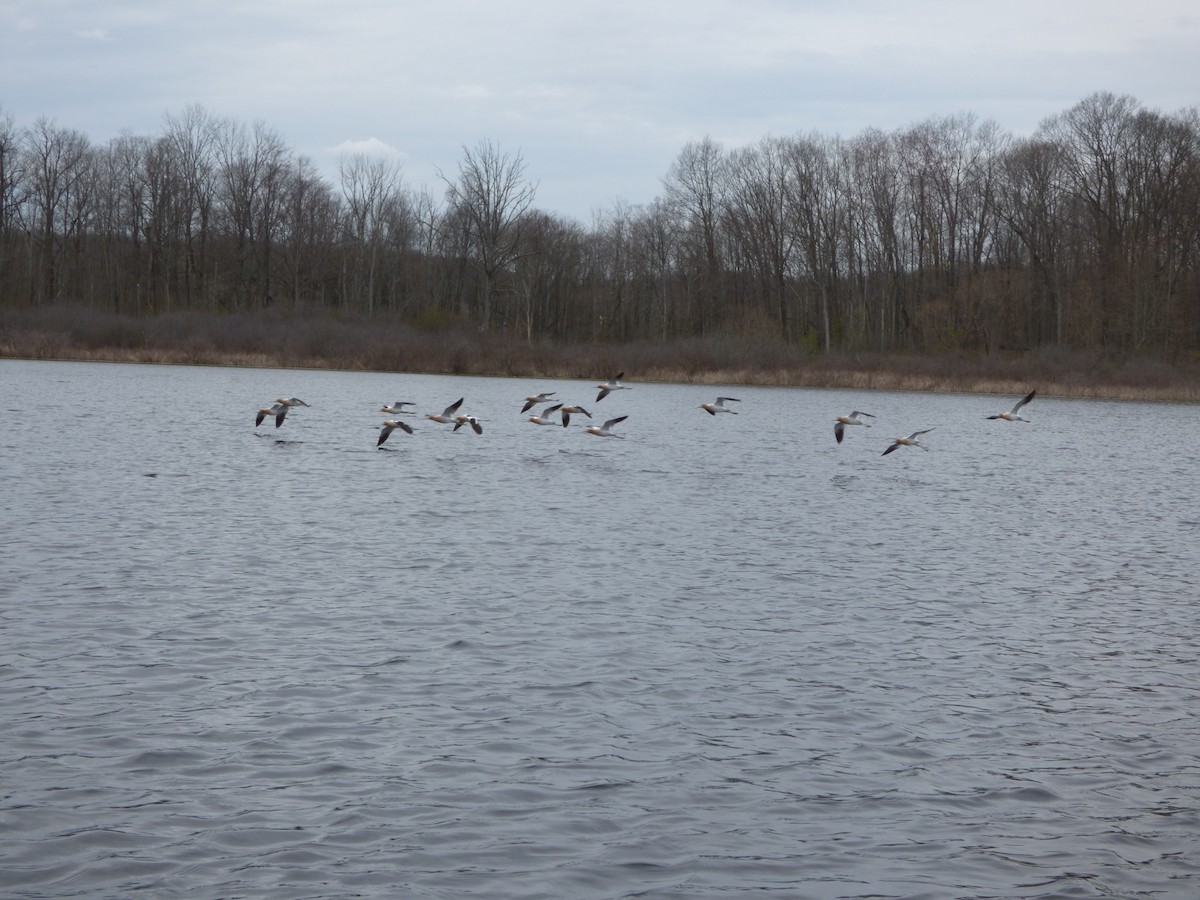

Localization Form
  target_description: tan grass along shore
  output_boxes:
[2,306,1198,403]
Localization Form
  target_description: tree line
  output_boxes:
[1,91,1198,357]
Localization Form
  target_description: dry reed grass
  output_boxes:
[2,305,1198,402]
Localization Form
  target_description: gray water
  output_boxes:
[2,358,1198,899]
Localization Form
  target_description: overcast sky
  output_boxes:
[4,0,1198,221]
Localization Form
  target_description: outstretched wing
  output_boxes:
[1012,390,1036,413]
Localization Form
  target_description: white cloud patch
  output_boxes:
[327,137,405,158]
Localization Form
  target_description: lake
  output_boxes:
[2,358,1198,899]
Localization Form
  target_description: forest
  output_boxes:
[1,90,1199,367]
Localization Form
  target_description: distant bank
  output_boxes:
[2,305,1198,403]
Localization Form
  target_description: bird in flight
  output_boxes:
[521,392,557,413]
[596,373,630,402]
[586,415,628,439]
[426,398,464,425]
[255,397,309,428]
[453,414,483,435]
[882,428,935,456]
[558,404,591,427]
[377,419,414,446]
[987,390,1037,422]
[527,404,564,426]
[380,401,417,415]
[834,410,875,443]
[699,397,741,416]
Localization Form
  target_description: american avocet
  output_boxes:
[426,398,464,425]
[527,403,564,426]
[255,397,309,428]
[987,390,1037,422]
[586,415,628,438]
[453,414,483,435]
[596,373,630,402]
[559,404,591,427]
[882,428,935,456]
[834,410,875,443]
[521,392,557,413]
[377,419,414,446]
[380,401,417,415]
[256,403,286,428]
[700,397,741,415]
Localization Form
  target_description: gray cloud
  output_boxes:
[2,0,1197,219]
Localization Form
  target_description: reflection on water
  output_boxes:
[2,359,1199,898]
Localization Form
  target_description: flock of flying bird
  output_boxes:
[838,388,1037,455]
[253,375,1039,456]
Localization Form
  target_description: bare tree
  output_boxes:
[662,136,727,333]
[1119,107,1198,351]
[783,133,848,352]
[339,154,405,315]
[21,118,92,304]
[0,108,24,300]
[847,128,909,349]
[723,137,795,338]
[277,156,340,310]
[587,200,639,340]
[442,139,537,329]
[408,186,459,319]
[215,119,292,309]
[998,138,1070,345]
[162,104,219,309]
[92,131,151,312]
[512,210,584,341]
[1037,92,1144,348]
[896,113,1007,349]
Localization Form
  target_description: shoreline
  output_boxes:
[3,304,1198,403]
[4,345,1198,403]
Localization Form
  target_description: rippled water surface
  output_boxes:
[2,358,1199,899]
